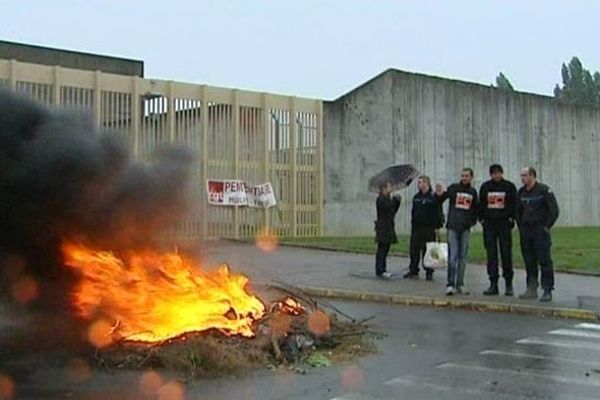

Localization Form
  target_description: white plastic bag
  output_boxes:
[423,242,448,269]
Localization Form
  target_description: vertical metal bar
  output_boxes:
[201,85,209,238]
[132,77,140,157]
[52,68,60,106]
[290,97,298,237]
[111,92,116,133]
[116,92,122,133]
[8,59,17,89]
[168,81,176,142]
[233,90,240,238]
[94,71,102,129]
[262,93,271,230]
[317,101,324,236]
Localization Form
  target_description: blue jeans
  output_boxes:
[447,229,471,288]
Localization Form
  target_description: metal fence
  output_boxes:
[0,59,324,239]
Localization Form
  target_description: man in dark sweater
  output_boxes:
[404,175,443,280]
[516,167,559,302]
[436,168,479,296]
[479,164,517,296]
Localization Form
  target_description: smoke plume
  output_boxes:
[0,89,192,310]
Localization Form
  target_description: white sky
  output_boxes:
[1,0,598,100]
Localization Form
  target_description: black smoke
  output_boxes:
[0,89,192,310]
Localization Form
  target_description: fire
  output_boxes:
[62,242,265,344]
[272,297,306,316]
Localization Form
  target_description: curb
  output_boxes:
[297,286,600,321]
[276,242,600,277]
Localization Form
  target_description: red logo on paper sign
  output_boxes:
[455,193,473,210]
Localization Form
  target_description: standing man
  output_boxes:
[374,182,401,279]
[516,167,559,302]
[436,168,479,295]
[479,164,517,296]
[404,175,443,281]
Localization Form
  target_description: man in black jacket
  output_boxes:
[479,164,517,296]
[404,175,443,280]
[374,182,401,278]
[516,167,559,302]
[436,168,479,295]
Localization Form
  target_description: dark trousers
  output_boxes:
[408,226,436,274]
[375,242,391,276]
[520,224,554,290]
[483,221,514,285]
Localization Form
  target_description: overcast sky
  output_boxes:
[1,1,598,99]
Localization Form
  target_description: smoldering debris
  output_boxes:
[95,291,378,379]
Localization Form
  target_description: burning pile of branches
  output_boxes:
[56,242,378,378]
[94,282,377,379]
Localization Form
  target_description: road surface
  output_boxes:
[2,301,600,399]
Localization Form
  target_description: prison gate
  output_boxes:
[0,59,324,239]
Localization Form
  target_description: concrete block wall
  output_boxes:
[324,69,600,235]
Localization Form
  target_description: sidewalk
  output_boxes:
[199,241,600,320]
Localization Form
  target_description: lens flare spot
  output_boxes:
[65,358,91,383]
[87,319,114,348]
[341,364,364,391]
[307,310,330,337]
[0,373,15,399]
[156,380,184,400]
[139,371,164,396]
[255,227,278,253]
[269,312,292,338]
[11,275,39,305]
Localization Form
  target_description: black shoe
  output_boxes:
[519,288,538,300]
[403,271,419,279]
[505,283,514,297]
[483,284,499,296]
[540,289,553,302]
[425,269,434,281]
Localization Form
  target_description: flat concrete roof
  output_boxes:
[0,40,144,77]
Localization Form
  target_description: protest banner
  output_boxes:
[206,180,248,206]
[207,180,277,208]
[247,182,277,208]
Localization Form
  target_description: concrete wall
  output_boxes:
[324,69,600,235]
[0,40,144,77]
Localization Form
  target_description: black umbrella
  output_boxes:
[368,164,420,192]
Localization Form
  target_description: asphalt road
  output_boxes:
[2,301,600,400]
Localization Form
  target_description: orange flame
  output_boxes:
[275,297,306,316]
[62,242,265,344]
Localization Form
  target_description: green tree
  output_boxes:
[554,57,600,106]
[495,72,514,90]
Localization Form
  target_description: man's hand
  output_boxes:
[435,183,445,196]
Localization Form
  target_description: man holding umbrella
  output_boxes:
[369,164,420,279]
[374,182,401,278]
